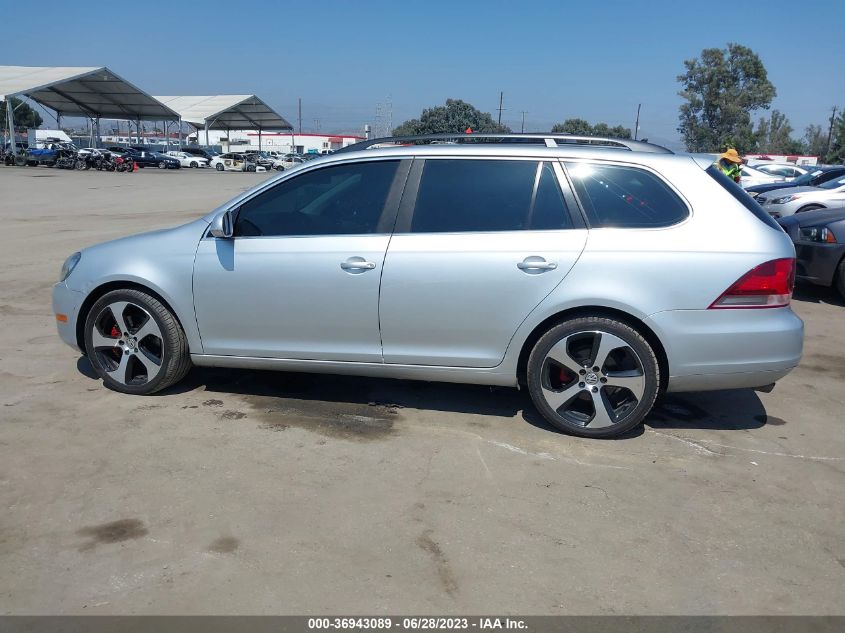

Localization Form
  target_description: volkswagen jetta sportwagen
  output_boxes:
[53,133,803,438]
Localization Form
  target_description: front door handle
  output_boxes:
[517,257,558,271]
[340,258,376,272]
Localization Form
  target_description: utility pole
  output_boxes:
[826,105,838,159]
[298,98,302,135]
[497,91,504,126]
[634,103,641,141]
[520,111,527,133]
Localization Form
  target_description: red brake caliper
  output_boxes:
[110,325,120,337]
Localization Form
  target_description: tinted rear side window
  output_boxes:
[705,163,782,231]
[411,159,572,233]
[565,162,688,228]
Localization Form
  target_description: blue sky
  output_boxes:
[5,0,844,149]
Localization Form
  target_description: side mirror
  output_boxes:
[209,209,234,238]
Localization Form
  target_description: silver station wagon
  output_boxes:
[53,134,804,437]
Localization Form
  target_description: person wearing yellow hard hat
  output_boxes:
[715,148,743,183]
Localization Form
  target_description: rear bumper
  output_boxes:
[645,307,804,393]
[52,282,84,351]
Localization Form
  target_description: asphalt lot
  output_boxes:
[0,166,843,615]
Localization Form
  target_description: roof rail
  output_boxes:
[335,133,673,154]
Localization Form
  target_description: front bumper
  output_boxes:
[645,307,804,393]
[52,282,84,351]
[794,242,845,287]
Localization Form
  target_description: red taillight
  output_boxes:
[709,258,795,309]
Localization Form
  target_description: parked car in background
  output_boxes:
[79,147,120,157]
[745,166,845,198]
[241,150,275,171]
[182,147,219,162]
[757,176,845,218]
[751,163,809,181]
[52,133,803,439]
[272,154,306,171]
[778,207,845,299]
[209,152,257,172]
[740,164,785,188]
[116,148,180,169]
[166,151,209,168]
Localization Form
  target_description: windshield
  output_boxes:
[819,177,845,190]
[792,170,823,186]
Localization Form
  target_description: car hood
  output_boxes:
[780,206,845,228]
[760,185,822,199]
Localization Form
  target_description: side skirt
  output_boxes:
[190,354,518,387]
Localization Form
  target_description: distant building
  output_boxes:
[745,154,819,167]
[184,130,365,154]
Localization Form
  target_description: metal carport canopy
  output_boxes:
[0,65,179,120]
[154,95,292,130]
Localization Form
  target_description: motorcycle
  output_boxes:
[55,148,82,170]
[114,155,134,172]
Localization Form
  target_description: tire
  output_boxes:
[526,316,660,438]
[246,165,256,172]
[215,163,224,171]
[796,204,824,214]
[157,161,166,169]
[835,258,845,301]
[190,161,198,168]
[84,289,192,395]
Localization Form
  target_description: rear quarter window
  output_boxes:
[705,164,783,231]
[564,162,688,228]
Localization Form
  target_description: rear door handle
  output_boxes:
[517,258,558,271]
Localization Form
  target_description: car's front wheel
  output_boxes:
[527,316,660,438]
[215,163,224,171]
[836,258,845,300]
[84,289,192,395]
[157,161,166,169]
[190,161,197,168]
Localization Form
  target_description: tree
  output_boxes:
[677,43,776,152]
[551,118,631,138]
[755,110,805,154]
[828,109,845,164]
[392,99,510,135]
[804,124,828,160]
[552,118,592,135]
[0,97,43,129]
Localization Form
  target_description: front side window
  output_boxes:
[410,159,572,233]
[235,160,399,237]
[565,162,689,228]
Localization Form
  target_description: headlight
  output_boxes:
[799,227,837,243]
[59,252,81,282]
[772,194,801,204]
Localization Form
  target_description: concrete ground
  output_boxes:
[0,166,843,615]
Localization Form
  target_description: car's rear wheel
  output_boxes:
[796,204,824,213]
[215,163,224,171]
[84,289,192,395]
[527,316,660,438]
